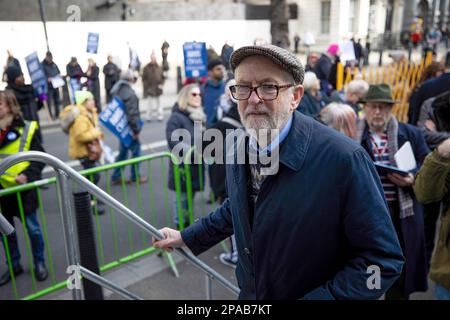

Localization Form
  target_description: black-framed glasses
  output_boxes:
[191,92,202,97]
[229,84,296,101]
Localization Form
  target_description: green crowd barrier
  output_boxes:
[0,151,185,300]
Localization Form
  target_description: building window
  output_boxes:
[321,0,331,34]
[349,0,359,33]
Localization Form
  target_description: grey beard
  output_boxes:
[0,115,14,130]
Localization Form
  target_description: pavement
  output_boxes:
[41,243,238,300]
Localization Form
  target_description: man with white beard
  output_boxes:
[153,44,404,300]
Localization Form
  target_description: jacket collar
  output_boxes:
[277,111,311,172]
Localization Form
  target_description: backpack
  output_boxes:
[59,105,81,134]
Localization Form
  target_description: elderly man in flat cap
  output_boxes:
[154,45,404,300]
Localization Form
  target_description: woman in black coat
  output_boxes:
[166,84,206,229]
[85,58,102,113]
[5,66,42,142]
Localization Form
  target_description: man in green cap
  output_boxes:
[356,84,430,299]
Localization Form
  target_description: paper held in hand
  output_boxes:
[51,75,65,89]
[394,142,417,171]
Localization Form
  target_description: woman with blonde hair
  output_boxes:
[166,84,206,229]
[319,102,358,139]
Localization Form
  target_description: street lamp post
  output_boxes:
[38,0,50,52]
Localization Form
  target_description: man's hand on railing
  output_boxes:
[152,228,185,252]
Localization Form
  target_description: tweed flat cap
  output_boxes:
[230,44,305,84]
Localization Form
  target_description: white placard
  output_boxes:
[340,42,356,62]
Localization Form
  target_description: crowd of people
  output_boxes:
[0,39,449,300]
[156,44,450,300]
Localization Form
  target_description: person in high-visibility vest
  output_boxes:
[0,90,48,286]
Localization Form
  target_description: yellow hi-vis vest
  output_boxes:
[0,121,38,189]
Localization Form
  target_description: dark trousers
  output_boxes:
[79,158,100,185]
[423,201,441,272]
[2,212,45,268]
[111,139,142,182]
[385,201,409,300]
[47,87,61,120]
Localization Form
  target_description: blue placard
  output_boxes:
[87,32,99,54]
[25,51,47,95]
[183,42,207,78]
[99,97,143,148]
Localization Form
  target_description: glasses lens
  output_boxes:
[191,93,201,97]
[257,85,278,100]
[231,85,251,100]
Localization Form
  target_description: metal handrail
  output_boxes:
[0,151,240,299]
[0,212,14,235]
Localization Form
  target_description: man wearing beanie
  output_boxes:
[154,44,404,300]
[201,59,225,127]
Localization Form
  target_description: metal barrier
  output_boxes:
[0,213,14,236]
[336,51,433,122]
[0,152,181,299]
[0,151,239,300]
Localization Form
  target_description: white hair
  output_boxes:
[120,69,135,81]
[346,79,369,97]
[302,71,319,92]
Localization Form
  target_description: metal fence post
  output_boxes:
[56,169,83,300]
[205,275,213,300]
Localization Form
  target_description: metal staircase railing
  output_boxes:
[0,151,239,300]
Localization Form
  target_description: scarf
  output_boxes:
[356,115,414,219]
[186,106,206,124]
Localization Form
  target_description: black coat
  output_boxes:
[86,65,101,111]
[408,72,450,125]
[206,104,241,199]
[6,83,41,123]
[66,63,83,80]
[102,62,120,92]
[0,117,45,219]
[42,60,61,90]
[313,53,332,81]
[166,104,204,192]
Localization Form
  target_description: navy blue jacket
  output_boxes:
[181,111,404,299]
[360,122,430,295]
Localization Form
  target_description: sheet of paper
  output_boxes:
[51,75,65,89]
[394,141,417,171]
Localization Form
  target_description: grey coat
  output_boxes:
[110,80,142,135]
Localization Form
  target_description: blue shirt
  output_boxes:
[249,114,293,154]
